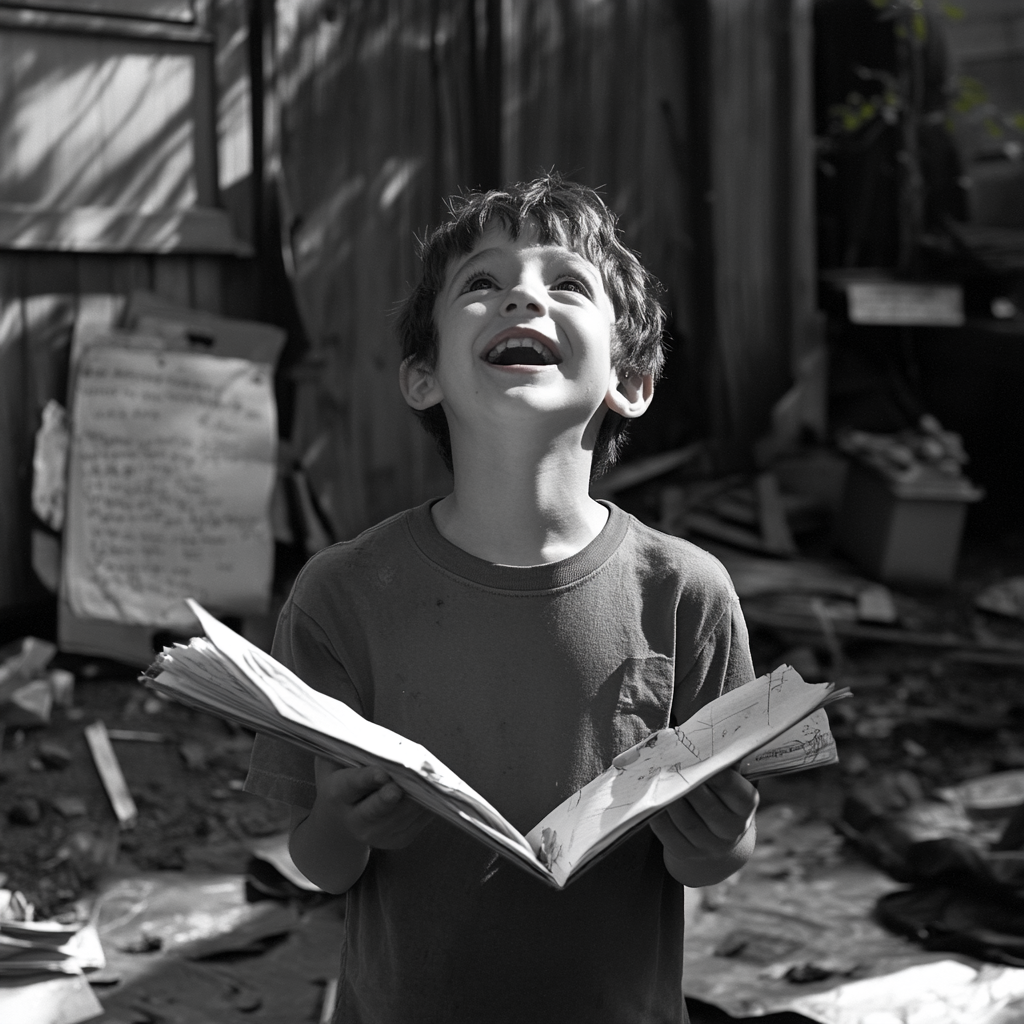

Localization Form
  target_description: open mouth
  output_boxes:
[484,337,560,366]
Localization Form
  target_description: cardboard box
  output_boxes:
[835,462,983,587]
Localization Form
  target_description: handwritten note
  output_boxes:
[63,347,276,627]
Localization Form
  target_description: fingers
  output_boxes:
[656,769,759,857]
[313,761,431,849]
[357,780,407,822]
[681,770,758,838]
[317,762,391,805]
[701,768,760,816]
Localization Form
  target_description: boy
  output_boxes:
[246,176,758,1023]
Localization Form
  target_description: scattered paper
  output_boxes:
[0,638,57,705]
[976,577,1024,622]
[0,973,103,1024]
[0,919,104,975]
[125,290,286,367]
[789,960,1024,1024]
[31,400,69,531]
[69,293,125,369]
[31,531,61,594]
[63,346,277,627]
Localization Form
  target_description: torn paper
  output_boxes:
[31,400,68,531]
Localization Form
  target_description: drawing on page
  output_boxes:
[612,728,666,772]
[680,697,762,761]
[766,665,791,726]
[663,761,691,785]
[672,728,701,762]
[537,827,562,870]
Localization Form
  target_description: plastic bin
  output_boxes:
[835,461,983,587]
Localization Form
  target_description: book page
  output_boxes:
[64,348,276,627]
[738,707,837,779]
[173,603,538,864]
[526,667,838,887]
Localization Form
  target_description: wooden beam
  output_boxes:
[0,7,209,43]
[84,720,138,829]
[0,205,252,256]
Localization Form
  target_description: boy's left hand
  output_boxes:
[649,768,759,885]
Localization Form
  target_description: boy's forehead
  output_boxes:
[443,217,602,282]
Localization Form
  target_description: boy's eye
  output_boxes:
[462,275,496,293]
[552,278,590,297]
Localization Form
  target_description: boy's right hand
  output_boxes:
[313,760,432,850]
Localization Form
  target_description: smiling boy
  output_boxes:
[245,176,758,1023]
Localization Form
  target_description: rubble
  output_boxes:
[0,438,1020,1021]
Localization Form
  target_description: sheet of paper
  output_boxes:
[0,972,103,1024]
[160,602,536,860]
[31,399,68,531]
[126,290,287,366]
[69,292,125,369]
[63,347,276,627]
[739,707,837,778]
[528,667,837,887]
[789,960,1024,1024]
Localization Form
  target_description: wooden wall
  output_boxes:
[273,0,471,540]
[276,0,820,543]
[275,0,704,542]
[706,0,819,458]
[499,0,701,454]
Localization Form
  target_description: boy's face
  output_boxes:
[401,219,651,444]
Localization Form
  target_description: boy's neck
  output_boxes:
[431,429,608,566]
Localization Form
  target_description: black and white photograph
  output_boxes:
[0,1,1023,1022]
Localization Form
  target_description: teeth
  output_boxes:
[486,337,556,364]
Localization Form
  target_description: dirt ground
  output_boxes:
[0,670,291,920]
[1,523,1023,1020]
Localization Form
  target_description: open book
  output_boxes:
[143,601,850,889]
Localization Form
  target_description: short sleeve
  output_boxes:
[671,593,755,726]
[244,595,364,809]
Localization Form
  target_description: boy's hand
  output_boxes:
[648,768,759,886]
[315,761,433,850]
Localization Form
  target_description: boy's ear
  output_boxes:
[399,356,444,410]
[605,367,654,419]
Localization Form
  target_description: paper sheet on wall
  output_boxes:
[63,346,276,628]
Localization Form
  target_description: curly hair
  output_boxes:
[397,174,666,476]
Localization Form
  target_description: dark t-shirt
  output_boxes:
[246,500,754,1023]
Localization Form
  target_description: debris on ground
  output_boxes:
[977,577,1024,622]
[1,439,1022,1022]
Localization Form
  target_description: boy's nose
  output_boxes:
[502,281,546,316]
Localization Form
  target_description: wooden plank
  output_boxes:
[755,471,798,557]
[0,205,248,255]
[213,0,255,245]
[22,253,77,296]
[23,294,76,409]
[0,282,28,611]
[0,6,207,41]
[84,720,138,829]
[190,256,223,313]
[706,0,801,456]
[0,32,203,210]
[75,255,115,296]
[153,256,193,307]
[110,255,154,298]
